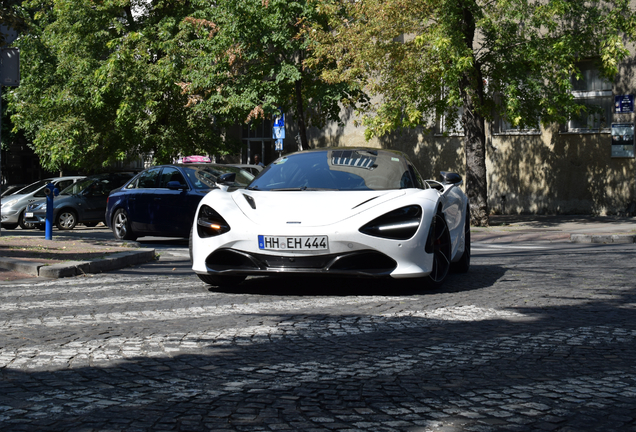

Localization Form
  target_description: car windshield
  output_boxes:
[13,180,48,195]
[182,165,254,190]
[247,150,419,191]
[59,177,102,195]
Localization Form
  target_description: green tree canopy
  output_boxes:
[309,0,636,225]
[7,0,231,171]
[178,0,367,150]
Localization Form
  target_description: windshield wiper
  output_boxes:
[271,187,339,191]
[271,187,307,191]
[246,185,260,190]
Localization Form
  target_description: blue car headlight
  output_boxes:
[359,205,422,240]
[27,202,46,212]
[197,205,231,238]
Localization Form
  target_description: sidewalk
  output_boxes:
[0,215,634,281]
[474,214,636,243]
[0,234,155,281]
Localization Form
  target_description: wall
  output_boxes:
[489,126,636,215]
[300,111,636,215]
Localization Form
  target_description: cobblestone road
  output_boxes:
[1,241,635,431]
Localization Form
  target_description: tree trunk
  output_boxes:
[462,87,489,227]
[295,78,309,150]
[460,2,489,227]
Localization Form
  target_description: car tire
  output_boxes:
[18,210,35,230]
[2,223,18,230]
[425,212,452,288]
[112,209,137,241]
[451,209,470,273]
[196,274,246,287]
[56,209,78,230]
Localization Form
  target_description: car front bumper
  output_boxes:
[23,210,47,224]
[1,208,20,224]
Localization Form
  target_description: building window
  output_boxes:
[437,107,464,136]
[242,119,273,165]
[568,62,612,132]
[495,117,540,135]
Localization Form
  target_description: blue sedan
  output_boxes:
[105,164,254,240]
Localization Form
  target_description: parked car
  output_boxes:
[191,148,470,288]
[1,176,85,230]
[105,164,254,241]
[228,164,263,177]
[24,173,134,230]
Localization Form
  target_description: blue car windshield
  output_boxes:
[59,177,94,195]
[182,165,254,189]
[247,149,419,191]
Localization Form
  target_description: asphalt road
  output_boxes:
[1,236,635,431]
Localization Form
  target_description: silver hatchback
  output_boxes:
[1,176,85,230]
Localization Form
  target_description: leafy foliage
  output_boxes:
[177,0,367,149]
[6,0,366,170]
[7,0,232,171]
[309,0,636,224]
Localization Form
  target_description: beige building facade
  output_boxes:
[233,55,636,217]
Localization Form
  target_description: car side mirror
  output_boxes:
[167,181,187,190]
[440,171,463,186]
[217,172,236,184]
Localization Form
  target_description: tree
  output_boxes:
[7,0,232,172]
[178,0,366,150]
[309,0,636,226]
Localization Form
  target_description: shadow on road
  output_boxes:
[2,242,635,431]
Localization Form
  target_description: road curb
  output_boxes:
[0,248,156,279]
[570,233,636,244]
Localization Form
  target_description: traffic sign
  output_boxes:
[0,48,20,86]
[273,113,285,139]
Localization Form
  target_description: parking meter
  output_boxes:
[43,183,59,240]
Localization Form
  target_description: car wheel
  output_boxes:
[451,209,470,273]
[425,213,452,288]
[56,210,77,230]
[2,223,18,230]
[112,209,137,240]
[196,274,246,286]
[18,210,35,230]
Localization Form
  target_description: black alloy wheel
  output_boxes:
[425,212,452,288]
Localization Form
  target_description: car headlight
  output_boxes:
[2,199,18,209]
[197,205,231,238]
[359,205,422,240]
[27,202,46,211]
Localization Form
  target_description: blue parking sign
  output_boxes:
[273,113,285,139]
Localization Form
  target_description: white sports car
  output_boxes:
[191,148,470,288]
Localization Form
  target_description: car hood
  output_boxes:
[2,193,30,203]
[230,190,407,227]
[28,195,78,212]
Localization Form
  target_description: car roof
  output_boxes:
[286,147,406,157]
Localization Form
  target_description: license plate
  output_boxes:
[258,235,328,251]
[26,212,33,218]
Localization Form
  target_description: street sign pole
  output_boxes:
[273,110,285,157]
